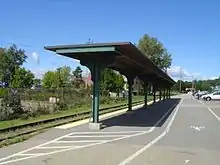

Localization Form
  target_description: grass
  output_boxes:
[0,95,146,130]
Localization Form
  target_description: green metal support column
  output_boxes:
[159,90,162,101]
[127,77,134,111]
[153,85,156,103]
[166,88,169,99]
[165,88,167,99]
[169,88,171,98]
[81,60,104,124]
[91,63,101,123]
[144,82,148,106]
[163,88,166,101]
[80,56,115,129]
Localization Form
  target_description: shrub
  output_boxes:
[0,105,13,120]
[1,89,24,119]
[0,88,8,98]
[56,101,67,111]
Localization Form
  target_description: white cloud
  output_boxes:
[167,66,192,80]
[30,69,49,79]
[167,66,219,81]
[31,52,40,64]
[209,76,219,80]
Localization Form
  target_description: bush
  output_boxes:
[0,87,129,121]
[0,88,8,98]
[21,102,52,119]
[0,105,13,120]
[100,96,126,105]
[56,101,67,111]
[1,89,24,120]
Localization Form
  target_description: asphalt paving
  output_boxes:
[0,94,219,165]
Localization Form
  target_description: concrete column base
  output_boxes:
[126,110,133,114]
[89,122,102,130]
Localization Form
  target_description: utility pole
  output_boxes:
[191,76,194,90]
[179,67,183,93]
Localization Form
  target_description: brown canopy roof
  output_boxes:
[45,42,175,87]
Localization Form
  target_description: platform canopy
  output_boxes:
[45,42,175,88]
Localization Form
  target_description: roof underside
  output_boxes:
[45,42,175,86]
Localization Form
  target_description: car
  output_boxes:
[192,91,199,96]
[196,91,209,99]
[201,91,220,101]
[194,91,201,98]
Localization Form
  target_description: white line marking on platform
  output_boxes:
[185,159,190,164]
[207,107,220,121]
[37,146,77,149]
[0,132,144,165]
[53,140,106,143]
[118,98,183,165]
[66,135,125,138]
[18,153,44,156]
[0,99,175,165]
[197,99,220,122]
[190,125,205,132]
[0,131,79,163]
[72,131,143,134]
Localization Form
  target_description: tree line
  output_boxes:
[172,78,220,92]
[0,34,173,92]
[0,45,125,92]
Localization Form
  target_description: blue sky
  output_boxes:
[1,0,220,81]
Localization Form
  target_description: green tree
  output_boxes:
[0,45,27,86]
[72,66,84,88]
[10,67,35,88]
[34,78,41,87]
[161,50,172,72]
[72,66,82,79]
[100,69,125,93]
[57,66,72,87]
[42,71,59,89]
[42,66,72,89]
[200,82,211,91]
[138,34,172,70]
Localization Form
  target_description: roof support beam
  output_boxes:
[56,46,115,54]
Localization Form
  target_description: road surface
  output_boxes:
[0,94,220,165]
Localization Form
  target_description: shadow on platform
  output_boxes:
[102,98,181,128]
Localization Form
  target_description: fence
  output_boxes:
[0,88,128,121]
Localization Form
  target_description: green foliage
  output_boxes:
[42,71,59,89]
[138,34,172,70]
[100,68,125,93]
[57,66,72,87]
[42,66,72,89]
[34,78,41,87]
[72,66,84,88]
[10,67,35,88]
[73,66,82,78]
[100,96,126,104]
[173,80,213,92]
[0,88,8,98]
[0,89,24,120]
[200,82,212,91]
[161,50,172,72]
[0,45,27,86]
